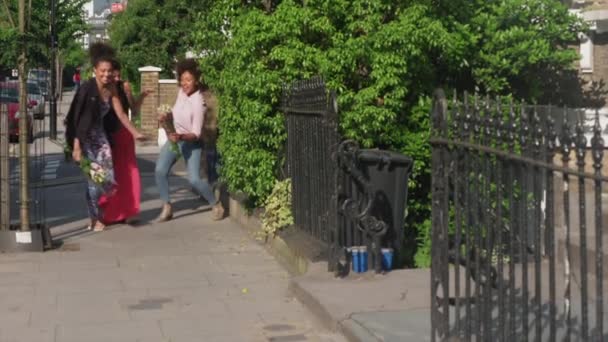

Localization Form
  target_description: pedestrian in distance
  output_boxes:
[73,68,81,91]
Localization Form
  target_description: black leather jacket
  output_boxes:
[64,79,128,149]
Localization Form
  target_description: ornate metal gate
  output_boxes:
[430,88,608,340]
[282,77,341,271]
[282,77,412,274]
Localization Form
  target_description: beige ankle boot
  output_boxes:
[211,202,225,221]
[156,203,173,222]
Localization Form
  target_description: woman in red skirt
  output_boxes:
[99,61,150,225]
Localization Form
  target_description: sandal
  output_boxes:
[93,222,106,232]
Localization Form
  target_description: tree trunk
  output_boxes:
[57,52,63,101]
[18,0,29,231]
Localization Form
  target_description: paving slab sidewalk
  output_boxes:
[0,177,345,342]
[289,263,431,342]
[229,199,433,342]
[24,88,432,342]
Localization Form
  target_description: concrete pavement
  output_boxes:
[0,175,346,342]
[5,89,348,342]
[0,88,432,342]
[289,264,431,342]
[230,201,432,342]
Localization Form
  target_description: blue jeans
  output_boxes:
[206,146,219,185]
[155,140,216,205]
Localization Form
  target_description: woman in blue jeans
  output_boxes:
[155,59,224,222]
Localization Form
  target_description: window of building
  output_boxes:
[580,33,593,73]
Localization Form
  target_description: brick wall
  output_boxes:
[138,66,161,143]
[563,0,608,107]
[138,67,219,150]
[591,32,608,85]
[158,81,178,111]
[572,32,608,109]
[556,32,608,108]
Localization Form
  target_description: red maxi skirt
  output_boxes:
[99,126,140,223]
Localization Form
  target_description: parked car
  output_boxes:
[0,81,45,120]
[26,82,45,120]
[28,69,50,99]
[0,89,35,144]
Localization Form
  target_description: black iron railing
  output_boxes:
[430,89,608,341]
[282,78,412,274]
[282,77,341,271]
[0,103,9,230]
[0,98,47,233]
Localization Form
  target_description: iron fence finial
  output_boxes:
[591,109,605,169]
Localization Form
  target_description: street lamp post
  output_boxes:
[49,0,57,140]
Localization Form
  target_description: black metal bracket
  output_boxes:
[336,140,388,273]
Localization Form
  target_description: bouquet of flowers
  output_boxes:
[80,158,110,185]
[157,104,181,158]
[64,144,114,191]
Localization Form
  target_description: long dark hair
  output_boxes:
[111,59,121,72]
[89,42,116,67]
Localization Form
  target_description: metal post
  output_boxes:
[0,104,8,231]
[18,0,30,231]
[49,0,57,140]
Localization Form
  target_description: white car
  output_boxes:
[26,82,45,120]
[28,69,50,99]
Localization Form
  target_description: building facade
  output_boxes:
[560,1,608,139]
[81,0,127,49]
[570,1,608,89]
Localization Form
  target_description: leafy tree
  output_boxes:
[191,0,583,267]
[0,0,88,70]
[0,26,18,68]
[467,0,585,102]
[108,0,212,85]
[55,0,89,69]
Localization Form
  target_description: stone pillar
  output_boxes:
[138,66,161,143]
[158,79,178,111]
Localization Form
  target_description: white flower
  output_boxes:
[88,161,108,184]
[157,104,172,114]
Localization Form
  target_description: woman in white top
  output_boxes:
[155,59,224,221]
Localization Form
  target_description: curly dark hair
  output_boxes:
[89,42,116,67]
[111,59,121,71]
[176,58,202,83]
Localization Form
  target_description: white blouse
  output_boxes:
[172,89,205,138]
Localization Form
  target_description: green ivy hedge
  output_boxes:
[192,0,583,267]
